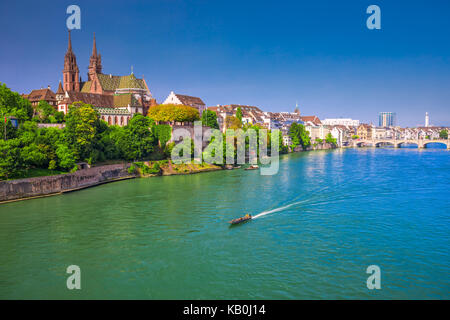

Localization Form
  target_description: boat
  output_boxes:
[244,165,259,170]
[229,214,252,225]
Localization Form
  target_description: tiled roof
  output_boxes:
[81,81,92,92]
[174,93,205,106]
[119,74,146,89]
[27,88,56,102]
[56,81,64,94]
[95,73,147,91]
[300,116,322,125]
[113,93,142,107]
[62,91,113,108]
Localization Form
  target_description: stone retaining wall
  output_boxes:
[0,163,133,203]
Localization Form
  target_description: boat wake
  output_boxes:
[252,200,308,219]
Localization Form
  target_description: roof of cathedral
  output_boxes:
[80,74,147,93]
[113,93,143,107]
[27,88,56,102]
[61,91,143,109]
[80,81,92,93]
[88,73,147,91]
[62,91,114,108]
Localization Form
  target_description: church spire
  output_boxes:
[92,32,97,57]
[88,32,102,80]
[67,29,72,52]
[63,30,80,92]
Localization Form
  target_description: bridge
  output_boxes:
[352,138,450,149]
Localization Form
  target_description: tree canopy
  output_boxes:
[0,83,33,122]
[288,122,311,150]
[225,116,242,130]
[201,110,219,129]
[147,104,199,122]
[236,107,243,123]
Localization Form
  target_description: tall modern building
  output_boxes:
[425,112,429,127]
[378,112,396,127]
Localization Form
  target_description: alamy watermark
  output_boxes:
[366,265,381,290]
[66,5,81,30]
[366,5,381,30]
[66,265,81,290]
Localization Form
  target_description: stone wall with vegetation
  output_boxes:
[0,163,133,202]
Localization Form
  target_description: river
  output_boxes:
[0,147,449,299]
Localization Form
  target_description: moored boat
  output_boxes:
[244,165,259,170]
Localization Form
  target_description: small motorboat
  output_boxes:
[229,214,252,225]
[245,165,259,170]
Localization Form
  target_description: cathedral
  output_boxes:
[56,30,156,126]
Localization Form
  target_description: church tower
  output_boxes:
[88,32,102,81]
[63,30,80,92]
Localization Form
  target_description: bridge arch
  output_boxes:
[375,141,395,147]
[423,141,449,149]
[397,141,418,148]
[356,141,374,147]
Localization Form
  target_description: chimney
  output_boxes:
[47,85,51,89]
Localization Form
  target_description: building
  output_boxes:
[322,118,360,127]
[425,112,429,127]
[379,112,396,127]
[23,86,57,108]
[56,30,155,125]
[357,124,373,140]
[263,112,303,131]
[163,91,206,115]
[208,104,268,132]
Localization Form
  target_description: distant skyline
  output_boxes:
[0,0,449,127]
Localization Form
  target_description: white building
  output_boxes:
[425,112,429,127]
[163,91,206,116]
[322,118,360,127]
[330,127,344,147]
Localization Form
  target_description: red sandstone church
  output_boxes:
[37,31,156,126]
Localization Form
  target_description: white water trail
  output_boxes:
[252,200,308,219]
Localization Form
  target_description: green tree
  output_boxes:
[288,122,311,150]
[153,124,172,148]
[201,110,219,129]
[64,102,100,161]
[35,101,56,123]
[236,107,243,123]
[325,132,337,146]
[439,130,448,139]
[0,83,33,122]
[0,138,24,179]
[116,114,155,160]
[147,104,199,122]
[225,116,242,130]
[55,144,76,170]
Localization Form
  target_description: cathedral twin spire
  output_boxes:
[63,30,80,91]
[88,32,102,80]
[63,30,102,92]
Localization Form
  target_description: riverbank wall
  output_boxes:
[0,163,134,203]
[292,143,337,152]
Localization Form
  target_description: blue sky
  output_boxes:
[1,0,449,126]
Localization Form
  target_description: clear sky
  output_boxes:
[1,0,449,127]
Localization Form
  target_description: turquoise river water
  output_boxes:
[0,147,449,299]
